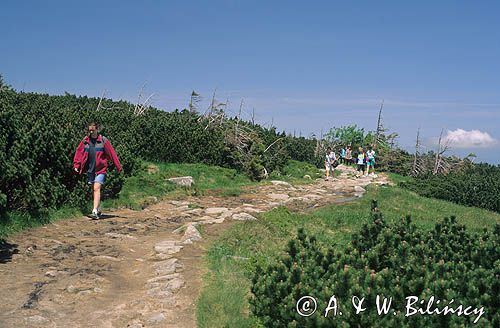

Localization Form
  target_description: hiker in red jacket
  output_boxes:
[73,122,122,219]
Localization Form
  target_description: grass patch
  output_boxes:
[103,162,253,210]
[196,184,500,327]
[269,160,324,184]
[0,206,82,239]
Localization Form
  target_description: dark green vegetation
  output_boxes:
[269,160,325,183]
[0,78,318,219]
[251,204,499,327]
[401,163,500,214]
[196,184,500,327]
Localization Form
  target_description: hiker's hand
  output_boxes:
[74,167,79,173]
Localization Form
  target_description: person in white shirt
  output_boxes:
[324,147,337,180]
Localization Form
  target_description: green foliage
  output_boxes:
[250,203,499,327]
[0,85,322,216]
[270,160,323,182]
[324,125,368,149]
[401,163,500,213]
[377,148,414,176]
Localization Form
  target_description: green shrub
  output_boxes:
[250,201,499,327]
[401,163,500,213]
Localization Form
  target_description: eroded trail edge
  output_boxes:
[0,166,391,328]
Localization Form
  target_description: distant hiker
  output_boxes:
[366,146,376,176]
[355,147,366,177]
[73,122,122,219]
[345,146,353,166]
[324,147,337,180]
[340,146,346,164]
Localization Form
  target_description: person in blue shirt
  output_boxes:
[355,147,366,177]
[340,146,346,164]
[366,146,376,176]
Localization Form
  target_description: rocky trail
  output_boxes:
[0,165,391,328]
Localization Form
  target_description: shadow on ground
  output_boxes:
[84,214,119,220]
[0,240,19,264]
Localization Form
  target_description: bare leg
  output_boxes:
[93,182,101,211]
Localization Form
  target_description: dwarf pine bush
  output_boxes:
[250,201,499,327]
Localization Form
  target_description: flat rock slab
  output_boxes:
[354,186,366,192]
[302,194,323,200]
[154,258,180,275]
[204,207,229,215]
[171,200,190,206]
[270,180,293,188]
[105,232,137,240]
[92,255,121,262]
[148,313,166,324]
[167,176,194,187]
[147,273,181,284]
[201,218,225,225]
[232,213,257,221]
[182,224,202,243]
[267,193,290,201]
[237,207,263,213]
[154,241,183,255]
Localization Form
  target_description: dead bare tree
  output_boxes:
[374,100,385,149]
[235,98,244,138]
[198,88,228,129]
[433,128,451,175]
[189,90,201,113]
[412,128,423,176]
[134,83,154,116]
[96,90,107,111]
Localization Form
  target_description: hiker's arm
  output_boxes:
[104,140,122,173]
[73,141,85,172]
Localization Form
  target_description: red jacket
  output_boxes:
[73,134,122,175]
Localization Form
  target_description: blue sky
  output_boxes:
[2,1,500,163]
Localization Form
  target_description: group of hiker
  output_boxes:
[325,145,376,180]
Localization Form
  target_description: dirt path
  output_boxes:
[0,166,391,328]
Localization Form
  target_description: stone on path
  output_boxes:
[182,224,202,243]
[232,213,257,221]
[267,193,290,201]
[171,200,190,206]
[105,232,137,240]
[28,315,50,324]
[154,258,180,276]
[154,241,183,255]
[354,186,366,193]
[204,207,229,215]
[147,273,181,284]
[167,176,194,187]
[302,194,323,201]
[237,206,263,214]
[270,180,293,188]
[148,313,166,324]
[92,255,121,262]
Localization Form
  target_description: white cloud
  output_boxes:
[442,129,498,148]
